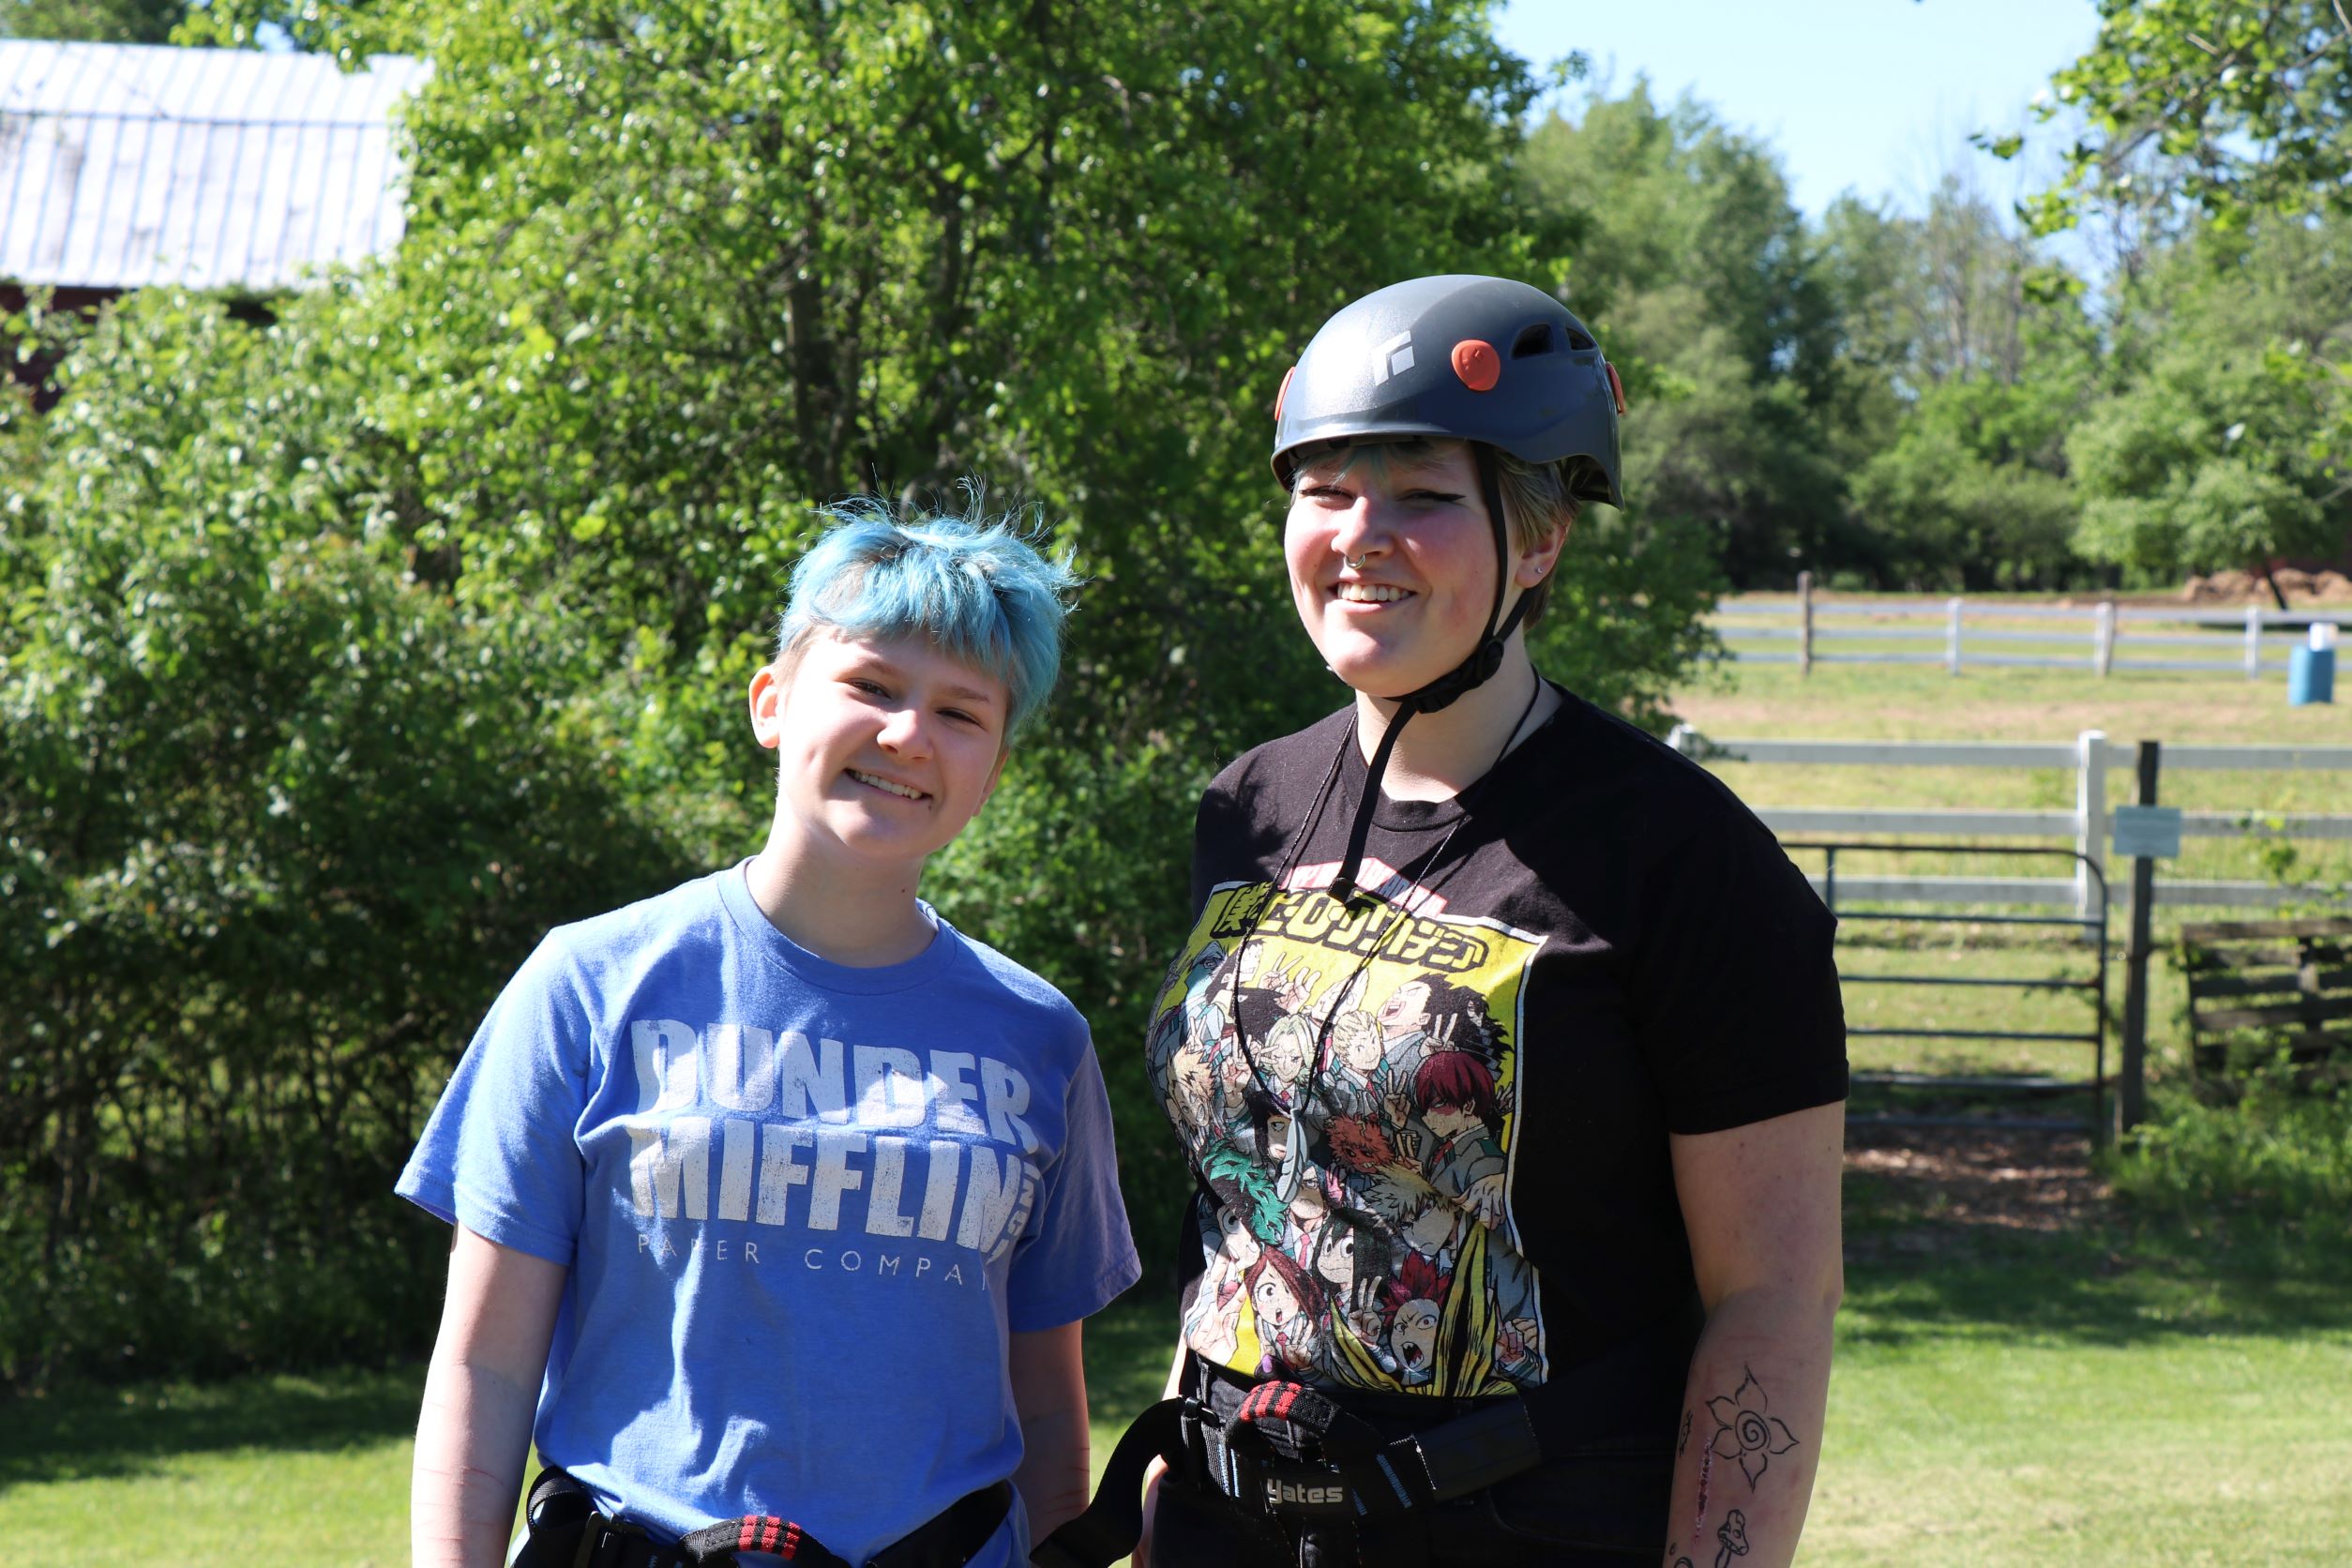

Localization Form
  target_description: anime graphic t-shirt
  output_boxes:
[1147,690,1847,1400]
[400,864,1140,1562]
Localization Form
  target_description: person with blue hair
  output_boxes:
[400,496,1140,1568]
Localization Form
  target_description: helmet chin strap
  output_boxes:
[1331,447,1528,907]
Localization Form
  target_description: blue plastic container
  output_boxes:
[2289,644,2336,705]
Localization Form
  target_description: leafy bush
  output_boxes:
[0,288,696,1387]
[2106,1069,2352,1244]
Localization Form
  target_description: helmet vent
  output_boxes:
[1512,324,1556,358]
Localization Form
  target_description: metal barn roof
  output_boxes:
[0,41,429,292]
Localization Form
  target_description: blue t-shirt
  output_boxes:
[397,863,1140,1562]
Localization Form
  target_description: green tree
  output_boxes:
[0,0,188,42]
[2011,0,2352,234]
[1520,83,1848,585]
[0,287,693,1385]
[333,2,1617,1266]
[8,0,1730,1362]
[1817,180,2099,588]
[2067,213,2352,589]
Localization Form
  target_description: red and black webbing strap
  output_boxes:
[676,1515,852,1568]
[526,1467,1011,1568]
[1229,1380,1371,1451]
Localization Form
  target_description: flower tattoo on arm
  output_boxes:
[1707,1366,1799,1488]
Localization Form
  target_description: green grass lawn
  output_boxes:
[0,1368,419,1566]
[0,1305,1170,1567]
[2,632,2343,1565]
[6,1245,2345,1566]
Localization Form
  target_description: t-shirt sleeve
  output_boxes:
[1628,809,1848,1136]
[1189,770,1244,913]
[395,933,593,1266]
[1004,1024,1141,1332]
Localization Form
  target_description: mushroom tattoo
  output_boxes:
[1712,1508,1750,1568]
[1708,1366,1799,1487]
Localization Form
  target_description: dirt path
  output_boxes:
[1846,1123,2108,1235]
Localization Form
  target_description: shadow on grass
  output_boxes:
[0,1366,425,1487]
[1843,1166,2352,1349]
[0,1296,1187,1494]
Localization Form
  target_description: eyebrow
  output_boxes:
[843,651,1003,709]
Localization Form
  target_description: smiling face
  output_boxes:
[1260,1016,1313,1084]
[1285,440,1528,701]
[750,630,1009,880]
[1379,981,1431,1040]
[1314,1225,1355,1289]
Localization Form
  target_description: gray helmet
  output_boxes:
[1270,274,1624,507]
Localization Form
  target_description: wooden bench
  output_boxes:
[2179,917,2352,1088]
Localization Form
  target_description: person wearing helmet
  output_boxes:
[1100,277,1846,1568]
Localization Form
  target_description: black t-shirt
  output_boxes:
[1144,687,1847,1401]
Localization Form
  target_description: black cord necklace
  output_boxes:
[1219,671,1549,1137]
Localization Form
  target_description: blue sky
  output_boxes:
[1495,0,2103,219]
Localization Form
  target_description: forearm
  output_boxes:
[411,1349,541,1568]
[413,1228,566,1568]
[1133,1333,1191,1568]
[1659,1287,1837,1568]
[1012,1396,1092,1540]
[1009,1322,1093,1541]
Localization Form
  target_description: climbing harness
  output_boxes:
[520,1469,1012,1568]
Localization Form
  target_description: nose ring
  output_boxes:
[1344,553,1367,570]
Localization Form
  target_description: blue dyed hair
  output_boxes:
[777,495,1080,743]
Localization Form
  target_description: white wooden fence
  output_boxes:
[1665,726,2352,914]
[1713,584,2352,677]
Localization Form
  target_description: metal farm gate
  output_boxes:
[1782,841,2114,1146]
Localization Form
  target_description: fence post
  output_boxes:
[1797,571,1815,677]
[2075,729,2109,925]
[2118,740,2162,1138]
[2245,605,2263,678]
[1946,595,1964,676]
[2095,601,2116,677]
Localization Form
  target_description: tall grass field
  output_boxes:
[3,637,2344,1564]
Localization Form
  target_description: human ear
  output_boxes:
[1513,520,1568,588]
[747,661,786,750]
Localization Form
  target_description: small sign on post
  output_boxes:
[2111,804,2183,861]
[2118,744,2165,1140]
